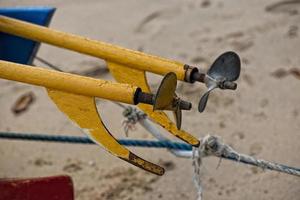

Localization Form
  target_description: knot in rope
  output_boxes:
[122,106,147,136]
[203,135,236,159]
[192,135,237,200]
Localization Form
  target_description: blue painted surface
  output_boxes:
[0,7,56,64]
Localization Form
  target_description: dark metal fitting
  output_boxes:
[191,71,206,83]
[134,89,154,105]
[178,100,192,110]
[184,64,200,83]
[221,81,237,90]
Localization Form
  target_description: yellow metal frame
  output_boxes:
[0,16,186,79]
[0,60,137,104]
[0,15,199,147]
[0,60,165,175]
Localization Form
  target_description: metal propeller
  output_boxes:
[153,72,190,129]
[198,51,241,112]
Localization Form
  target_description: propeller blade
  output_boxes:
[198,90,210,112]
[153,72,177,111]
[173,107,182,130]
[199,85,217,113]
[208,51,241,81]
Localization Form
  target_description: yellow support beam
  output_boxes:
[0,59,166,175]
[0,60,137,104]
[0,15,186,80]
[0,15,200,147]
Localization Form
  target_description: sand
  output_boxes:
[0,0,300,199]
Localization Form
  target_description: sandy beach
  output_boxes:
[0,0,300,199]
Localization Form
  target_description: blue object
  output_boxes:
[0,131,193,151]
[0,7,56,64]
[1,131,300,177]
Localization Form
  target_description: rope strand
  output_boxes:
[0,131,299,177]
[0,131,191,150]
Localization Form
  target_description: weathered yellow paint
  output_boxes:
[107,62,199,146]
[47,89,129,157]
[0,15,186,80]
[0,16,200,146]
[0,60,136,104]
[47,89,164,175]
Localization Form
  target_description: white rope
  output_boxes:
[121,106,300,199]
[191,136,211,200]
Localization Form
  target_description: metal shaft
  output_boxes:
[0,15,187,80]
[191,71,205,83]
[0,60,137,104]
[135,91,191,110]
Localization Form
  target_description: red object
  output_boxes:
[0,175,74,200]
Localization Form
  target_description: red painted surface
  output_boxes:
[0,175,74,200]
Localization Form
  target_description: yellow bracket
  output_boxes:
[0,60,165,175]
[47,89,164,175]
[0,15,199,146]
[108,62,198,146]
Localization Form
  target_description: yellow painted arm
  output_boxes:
[47,89,164,175]
[0,60,165,175]
[0,15,186,80]
[0,60,136,104]
[0,16,200,147]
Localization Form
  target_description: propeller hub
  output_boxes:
[174,97,192,110]
[220,81,237,90]
[198,51,241,112]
